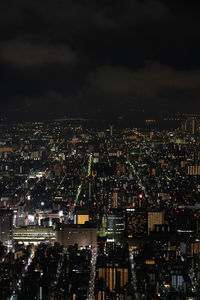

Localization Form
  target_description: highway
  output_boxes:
[69,153,93,220]
[129,251,140,300]
[88,249,97,300]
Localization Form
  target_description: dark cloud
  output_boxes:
[84,63,200,115]
[114,0,172,26]
[1,40,77,67]
[0,0,200,118]
[2,62,200,117]
[0,0,116,41]
[3,91,77,114]
[87,63,200,97]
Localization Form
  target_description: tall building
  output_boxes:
[187,165,200,175]
[97,265,129,292]
[125,209,147,238]
[182,114,200,135]
[96,249,130,294]
[113,188,119,208]
[110,125,113,136]
[106,209,124,242]
[148,211,164,235]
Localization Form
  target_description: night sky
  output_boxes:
[1,0,200,121]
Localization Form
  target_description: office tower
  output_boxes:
[110,125,113,136]
[106,209,124,242]
[148,211,164,235]
[182,114,200,135]
[187,165,200,175]
[97,265,129,291]
[96,248,130,295]
[113,188,119,208]
[125,209,147,238]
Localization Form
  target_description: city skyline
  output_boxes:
[1,2,200,299]
[1,119,200,298]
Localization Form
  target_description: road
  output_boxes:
[129,251,140,300]
[127,159,147,196]
[88,249,97,300]
[69,153,93,220]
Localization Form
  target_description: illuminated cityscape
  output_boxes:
[1,1,200,299]
[0,118,199,299]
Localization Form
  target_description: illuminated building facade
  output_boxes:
[56,224,97,249]
[13,226,55,244]
[113,188,119,208]
[181,114,200,134]
[187,165,200,175]
[96,249,131,296]
[125,209,147,238]
[106,210,124,242]
[148,211,164,235]
[97,265,129,292]
[74,208,90,225]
